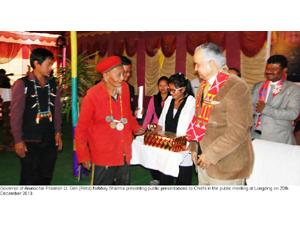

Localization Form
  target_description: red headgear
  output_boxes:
[96,56,122,74]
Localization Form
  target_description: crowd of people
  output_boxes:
[1,42,300,186]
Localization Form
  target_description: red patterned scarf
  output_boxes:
[186,72,229,142]
[255,79,284,128]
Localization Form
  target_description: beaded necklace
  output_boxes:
[105,93,127,131]
[30,79,55,124]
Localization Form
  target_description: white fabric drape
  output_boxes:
[241,43,267,89]
[125,54,137,94]
[185,53,197,81]
[160,51,176,79]
[145,49,176,96]
[145,51,161,96]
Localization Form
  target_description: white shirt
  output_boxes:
[207,73,218,90]
[173,108,178,118]
[190,78,200,96]
[0,88,12,102]
[266,80,281,102]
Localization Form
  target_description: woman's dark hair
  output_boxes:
[120,56,132,66]
[153,76,169,118]
[30,48,54,69]
[157,76,169,85]
[168,72,194,97]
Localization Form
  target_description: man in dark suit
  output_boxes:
[120,56,136,114]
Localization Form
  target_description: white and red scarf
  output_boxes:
[186,72,229,142]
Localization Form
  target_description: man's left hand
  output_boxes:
[197,154,211,169]
[256,101,266,113]
[55,132,63,151]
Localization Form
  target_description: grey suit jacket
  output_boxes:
[252,80,300,144]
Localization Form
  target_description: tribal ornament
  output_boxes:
[105,93,127,131]
[30,79,55,124]
[255,79,284,129]
[186,72,229,142]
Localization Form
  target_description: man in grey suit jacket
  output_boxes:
[252,55,300,145]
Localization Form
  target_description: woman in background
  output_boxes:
[143,76,169,129]
[143,76,169,185]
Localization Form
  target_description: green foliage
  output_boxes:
[60,52,101,122]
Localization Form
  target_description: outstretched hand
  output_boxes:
[134,127,146,136]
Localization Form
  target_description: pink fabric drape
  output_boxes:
[240,32,267,57]
[125,37,138,57]
[28,44,59,61]
[175,32,186,74]
[161,35,176,57]
[113,39,125,56]
[186,32,208,55]
[22,45,30,59]
[78,36,92,55]
[145,36,161,57]
[0,42,58,64]
[225,31,240,70]
[208,31,225,49]
[95,36,108,57]
[0,42,22,63]
[137,38,145,87]
[0,31,57,44]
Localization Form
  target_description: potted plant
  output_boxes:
[59,52,101,122]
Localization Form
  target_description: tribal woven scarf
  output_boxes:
[255,79,284,128]
[186,72,229,142]
[258,80,284,101]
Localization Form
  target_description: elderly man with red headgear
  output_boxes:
[75,56,145,185]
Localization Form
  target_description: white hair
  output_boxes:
[195,42,226,68]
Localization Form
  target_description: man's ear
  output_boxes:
[33,60,39,69]
[103,72,109,82]
[209,59,218,69]
[209,59,220,74]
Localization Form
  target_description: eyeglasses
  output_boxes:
[169,87,183,94]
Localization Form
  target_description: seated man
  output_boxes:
[252,54,300,144]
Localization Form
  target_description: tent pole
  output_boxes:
[70,31,79,178]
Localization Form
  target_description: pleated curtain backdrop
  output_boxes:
[76,31,270,96]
